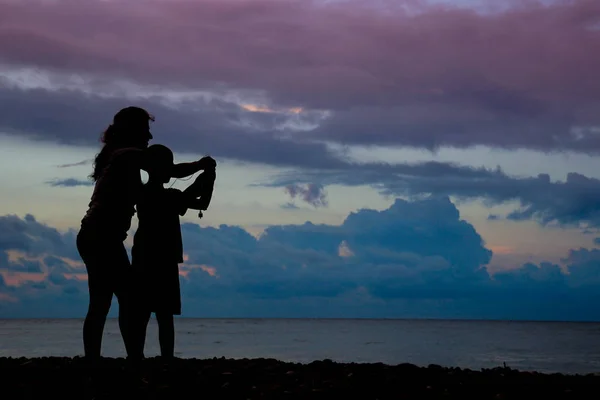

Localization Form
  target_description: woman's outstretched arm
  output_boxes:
[171,156,217,178]
[134,147,216,178]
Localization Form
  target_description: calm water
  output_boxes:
[1,318,600,374]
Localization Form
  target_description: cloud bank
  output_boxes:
[2,198,600,320]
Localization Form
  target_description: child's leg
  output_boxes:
[135,309,152,358]
[156,312,175,359]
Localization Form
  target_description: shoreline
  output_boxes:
[2,357,600,399]
[3,316,600,323]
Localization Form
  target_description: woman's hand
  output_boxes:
[197,155,217,170]
[170,155,216,178]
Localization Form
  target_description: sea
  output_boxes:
[1,318,600,375]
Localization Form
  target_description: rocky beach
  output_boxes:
[2,356,600,399]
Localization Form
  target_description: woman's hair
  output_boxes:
[90,106,155,181]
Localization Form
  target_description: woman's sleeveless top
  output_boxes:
[81,148,144,241]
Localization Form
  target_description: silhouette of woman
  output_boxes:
[76,106,215,361]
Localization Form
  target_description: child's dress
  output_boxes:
[132,185,188,315]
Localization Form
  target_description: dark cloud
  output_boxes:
[0,213,84,304]
[280,202,300,210]
[0,215,88,317]
[489,255,600,321]
[43,255,80,273]
[561,248,600,288]
[46,178,93,187]
[0,214,78,259]
[305,101,586,153]
[284,183,328,208]
[265,165,600,230]
[0,86,344,169]
[56,159,92,168]
[176,196,493,304]
[1,1,600,153]
[0,256,43,273]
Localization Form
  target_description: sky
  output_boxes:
[2,0,600,320]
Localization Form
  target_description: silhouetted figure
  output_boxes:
[76,106,216,362]
[130,144,216,359]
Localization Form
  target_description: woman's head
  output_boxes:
[103,106,154,149]
[90,106,155,181]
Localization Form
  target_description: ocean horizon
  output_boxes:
[2,318,600,375]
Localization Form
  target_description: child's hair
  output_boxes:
[145,144,174,176]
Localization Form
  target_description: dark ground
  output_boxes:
[1,356,600,399]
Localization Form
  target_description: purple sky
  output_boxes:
[3,0,600,151]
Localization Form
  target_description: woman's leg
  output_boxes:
[77,230,134,359]
[77,232,114,360]
[112,246,138,359]
[82,279,113,359]
[156,312,175,359]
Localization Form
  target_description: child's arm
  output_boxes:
[186,198,212,219]
[183,169,216,199]
[181,169,216,217]
[187,199,210,211]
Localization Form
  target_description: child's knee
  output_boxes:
[156,312,174,324]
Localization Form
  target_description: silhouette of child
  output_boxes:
[131,144,216,360]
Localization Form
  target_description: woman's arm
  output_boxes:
[171,156,217,178]
[171,161,202,178]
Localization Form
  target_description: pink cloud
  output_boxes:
[180,256,219,278]
[0,292,17,303]
[64,273,87,281]
[0,271,46,286]
[0,271,86,286]
[200,265,218,278]
[0,0,598,112]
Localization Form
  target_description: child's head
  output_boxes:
[145,144,174,184]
